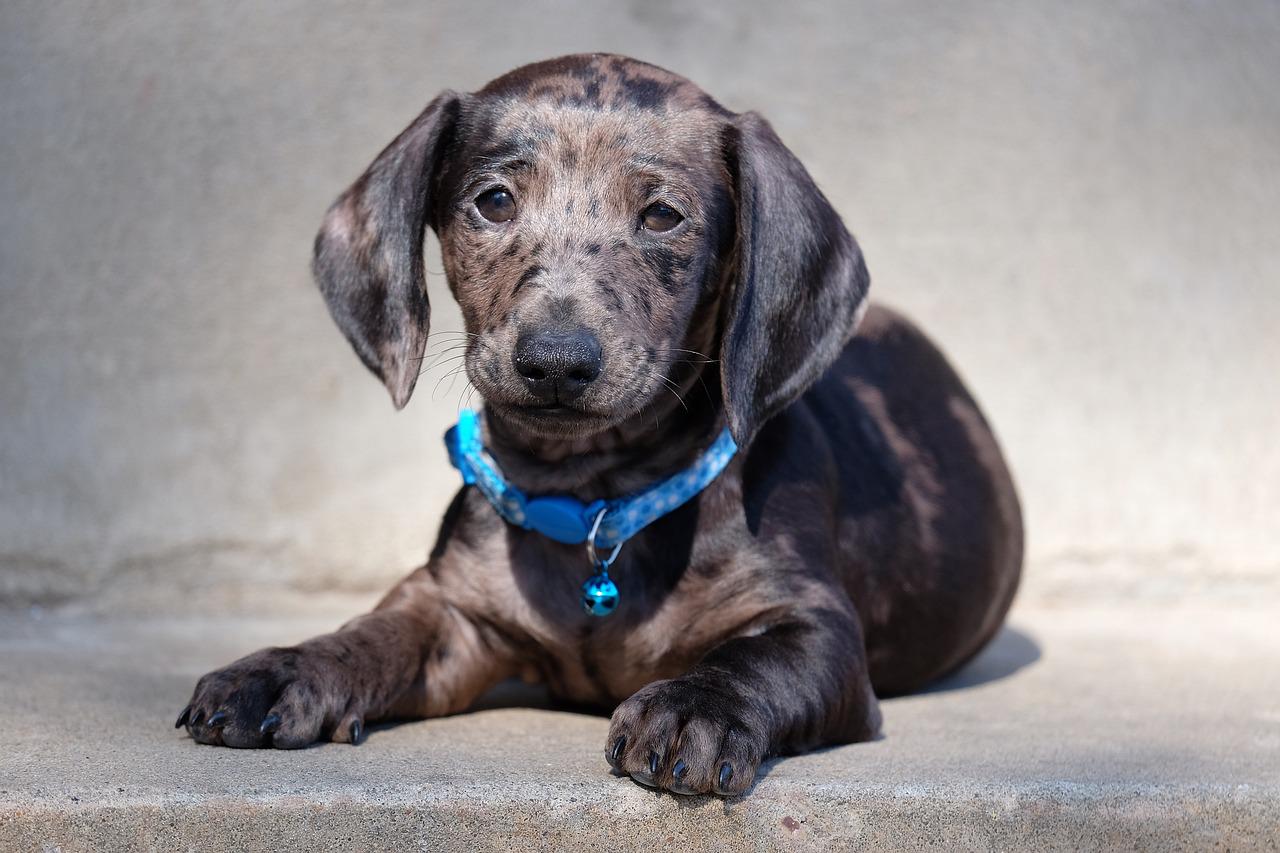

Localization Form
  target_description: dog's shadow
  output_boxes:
[915,624,1041,694]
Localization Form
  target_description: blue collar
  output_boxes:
[445,409,738,551]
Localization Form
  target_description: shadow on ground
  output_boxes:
[918,625,1041,694]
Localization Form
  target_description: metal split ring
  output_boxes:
[586,507,624,569]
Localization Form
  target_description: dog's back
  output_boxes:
[802,304,1024,693]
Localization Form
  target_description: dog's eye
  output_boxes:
[641,202,683,233]
[476,187,516,223]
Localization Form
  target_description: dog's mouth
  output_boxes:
[463,355,647,438]
[487,398,614,436]
[512,401,580,417]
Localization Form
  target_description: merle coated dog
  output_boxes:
[177,54,1023,797]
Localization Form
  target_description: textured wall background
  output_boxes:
[2,1,1278,612]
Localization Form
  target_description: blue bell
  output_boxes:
[580,571,619,616]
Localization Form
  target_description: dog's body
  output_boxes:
[179,55,1022,797]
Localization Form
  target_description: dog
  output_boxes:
[176,54,1023,797]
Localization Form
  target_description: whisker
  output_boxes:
[658,374,689,412]
[421,342,469,358]
[432,364,468,400]
[655,347,719,365]
[423,329,480,343]
[420,344,470,365]
[417,352,470,378]
[414,334,498,368]
[460,382,479,413]
[413,335,475,362]
[444,361,468,398]
[637,397,660,433]
[693,369,715,406]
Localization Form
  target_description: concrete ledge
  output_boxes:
[2,603,1277,851]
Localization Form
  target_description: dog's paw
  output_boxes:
[606,677,766,796]
[176,645,366,749]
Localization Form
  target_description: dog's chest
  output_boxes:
[512,540,776,704]
[438,484,778,702]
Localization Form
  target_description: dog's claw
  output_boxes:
[350,719,363,745]
[669,758,696,795]
[610,736,626,762]
[718,763,733,790]
[175,705,191,729]
[259,714,281,735]
[180,641,368,750]
[648,751,660,775]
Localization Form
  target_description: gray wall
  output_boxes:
[3,1,1278,612]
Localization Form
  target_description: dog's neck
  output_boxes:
[481,365,724,502]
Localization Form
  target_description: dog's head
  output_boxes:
[314,54,868,447]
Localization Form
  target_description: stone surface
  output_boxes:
[4,3,1279,847]
[2,600,1278,850]
[3,1,1280,612]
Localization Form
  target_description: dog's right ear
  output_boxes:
[312,91,464,409]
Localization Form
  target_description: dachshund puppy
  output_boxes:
[177,54,1023,797]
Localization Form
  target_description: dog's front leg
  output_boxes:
[605,602,880,795]
[178,566,508,748]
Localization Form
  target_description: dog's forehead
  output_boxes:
[464,55,730,168]
[476,53,728,116]
[475,101,715,167]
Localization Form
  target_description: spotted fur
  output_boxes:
[179,54,1023,799]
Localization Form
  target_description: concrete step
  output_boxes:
[1,601,1277,851]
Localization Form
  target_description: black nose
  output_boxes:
[513,328,603,403]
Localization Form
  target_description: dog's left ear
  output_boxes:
[312,91,464,409]
[719,112,870,446]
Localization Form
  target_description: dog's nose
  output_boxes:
[513,328,603,403]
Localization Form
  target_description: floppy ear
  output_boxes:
[312,91,464,409]
[720,112,871,446]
